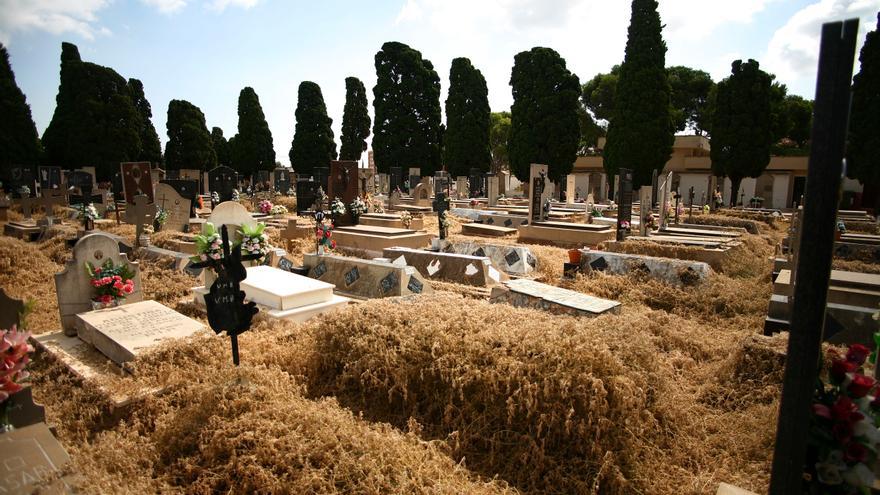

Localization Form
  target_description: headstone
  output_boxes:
[296,179,320,214]
[469,168,483,198]
[38,166,62,192]
[527,164,549,224]
[55,232,144,335]
[389,166,403,192]
[111,172,124,200]
[566,175,576,204]
[274,168,292,193]
[254,170,270,190]
[455,176,468,199]
[125,194,157,246]
[434,171,450,197]
[487,174,499,207]
[377,173,389,194]
[165,169,180,180]
[358,168,375,195]
[616,168,633,241]
[208,166,239,202]
[651,169,659,209]
[150,167,165,185]
[154,183,192,232]
[121,162,154,203]
[67,170,95,197]
[0,422,71,494]
[658,171,672,230]
[0,288,24,330]
[160,179,199,217]
[433,191,450,239]
[639,187,652,236]
[388,189,401,210]
[412,182,431,207]
[313,166,330,192]
[328,160,360,226]
[76,300,204,365]
[4,165,36,198]
[208,201,256,242]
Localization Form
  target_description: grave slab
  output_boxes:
[461,223,517,237]
[75,300,205,365]
[303,253,432,298]
[490,279,621,317]
[438,240,537,275]
[332,224,432,255]
[239,265,335,310]
[518,221,615,247]
[382,247,508,287]
[578,249,712,287]
[359,213,425,230]
[0,422,72,494]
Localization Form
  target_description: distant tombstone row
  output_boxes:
[209,165,238,202]
[274,168,292,193]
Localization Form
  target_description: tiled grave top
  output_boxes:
[335,225,418,236]
[532,221,611,231]
[504,279,620,314]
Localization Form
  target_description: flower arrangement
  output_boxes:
[75,203,99,221]
[86,259,136,306]
[1,325,33,405]
[590,207,603,218]
[808,340,880,491]
[368,193,385,213]
[330,197,346,218]
[17,185,30,197]
[106,200,116,212]
[400,210,413,229]
[349,196,367,218]
[212,191,220,204]
[316,222,336,252]
[619,220,630,230]
[232,189,241,201]
[287,187,295,197]
[270,204,288,216]
[439,210,451,239]
[155,207,169,226]
[258,199,274,214]
[191,222,225,264]
[238,223,270,261]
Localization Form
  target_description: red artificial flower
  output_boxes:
[331,240,337,249]
[848,374,876,399]
[325,230,332,238]
[813,403,833,420]
[94,267,102,274]
[833,422,854,442]
[831,359,858,383]
[846,344,871,365]
[832,396,858,421]
[844,441,869,463]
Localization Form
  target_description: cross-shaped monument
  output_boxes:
[125,194,157,247]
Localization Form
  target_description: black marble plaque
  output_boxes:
[407,276,423,294]
[380,272,396,294]
[313,262,327,278]
[505,249,520,266]
[344,266,360,286]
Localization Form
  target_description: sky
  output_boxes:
[1,0,879,167]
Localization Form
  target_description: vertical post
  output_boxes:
[768,19,858,495]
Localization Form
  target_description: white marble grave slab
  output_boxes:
[504,279,620,314]
[75,300,204,365]
[240,265,335,310]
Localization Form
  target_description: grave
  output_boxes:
[516,164,616,247]
[411,181,431,207]
[455,176,468,199]
[577,248,712,287]
[125,194,157,246]
[461,222,517,237]
[358,212,424,230]
[38,165,62,192]
[332,224,432,256]
[383,246,507,287]
[437,240,537,275]
[602,236,740,271]
[303,253,433,298]
[160,179,200,217]
[0,422,72,494]
[408,167,421,194]
[328,160,360,225]
[121,161,154,203]
[75,300,205,365]
[208,165,239,202]
[390,167,403,192]
[274,167,292,193]
[55,232,144,335]
[154,182,191,232]
[209,200,256,243]
[490,278,621,317]
[295,179,321,214]
[487,174,499,206]
[359,168,376,195]
[193,266,351,323]
[3,165,35,198]
[469,168,484,198]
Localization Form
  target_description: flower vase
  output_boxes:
[352,214,359,226]
[318,245,325,255]
[91,298,121,311]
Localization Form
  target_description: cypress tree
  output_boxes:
[127,78,162,164]
[0,43,41,174]
[508,47,580,184]
[604,0,675,188]
[339,77,371,161]
[710,59,773,206]
[234,87,275,178]
[443,57,491,177]
[42,42,142,180]
[289,81,337,176]
[164,99,217,171]
[372,42,442,174]
[211,127,231,166]
[847,14,880,194]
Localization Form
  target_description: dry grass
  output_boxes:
[683,214,762,234]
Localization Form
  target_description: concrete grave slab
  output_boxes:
[438,240,537,275]
[303,253,432,298]
[491,279,621,317]
[383,246,508,287]
[578,249,712,287]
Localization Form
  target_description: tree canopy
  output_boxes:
[667,66,714,134]
[164,99,217,171]
[233,87,275,178]
[603,0,675,189]
[289,81,337,176]
[372,41,442,174]
[581,65,620,124]
[0,42,41,173]
[42,42,143,180]
[211,127,231,166]
[339,77,371,162]
[508,47,580,184]
[127,78,162,164]
[443,57,491,177]
[847,13,879,189]
[710,59,773,205]
[489,111,511,175]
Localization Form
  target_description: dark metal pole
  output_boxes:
[768,19,858,495]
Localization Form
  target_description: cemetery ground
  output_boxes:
[4,205,870,494]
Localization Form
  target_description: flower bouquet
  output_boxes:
[76,203,99,221]
[211,191,220,205]
[238,223,270,262]
[349,197,366,224]
[270,204,288,216]
[439,210,451,239]
[330,197,346,226]
[316,222,336,254]
[258,199,274,214]
[155,207,169,228]
[400,210,413,229]
[86,259,135,309]
[191,222,225,266]
[807,341,880,492]
[1,324,33,432]
[232,189,241,201]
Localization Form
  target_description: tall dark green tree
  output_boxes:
[164,99,216,170]
[667,65,715,134]
[127,78,162,164]
[604,0,674,189]
[42,42,142,180]
[508,47,580,184]
[233,87,275,178]
[581,65,620,124]
[443,58,490,177]
[0,43,41,173]
[211,127,231,166]
[289,81,336,176]
[339,77,371,161]
[710,59,773,206]
[783,95,813,148]
[372,42,442,174]
[489,111,511,174]
[847,13,879,195]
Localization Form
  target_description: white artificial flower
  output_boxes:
[842,463,875,487]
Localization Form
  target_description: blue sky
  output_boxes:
[2,0,878,166]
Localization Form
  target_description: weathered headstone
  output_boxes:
[328,160,359,226]
[639,186,652,236]
[0,287,24,330]
[487,174,499,207]
[616,168,633,241]
[455,176,468,199]
[209,201,256,243]
[359,168,375,195]
[160,179,199,217]
[0,423,71,494]
[38,166,62,192]
[154,183,191,232]
[433,191,450,239]
[412,182,431,207]
[528,164,549,224]
[125,194,157,246]
[35,189,67,225]
[274,168,292,193]
[390,166,403,192]
[121,162,154,203]
[565,174,577,204]
[208,165,238,202]
[55,232,144,335]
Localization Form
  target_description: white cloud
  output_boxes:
[141,0,188,14]
[206,0,260,12]
[660,0,779,41]
[763,0,879,91]
[0,0,111,45]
